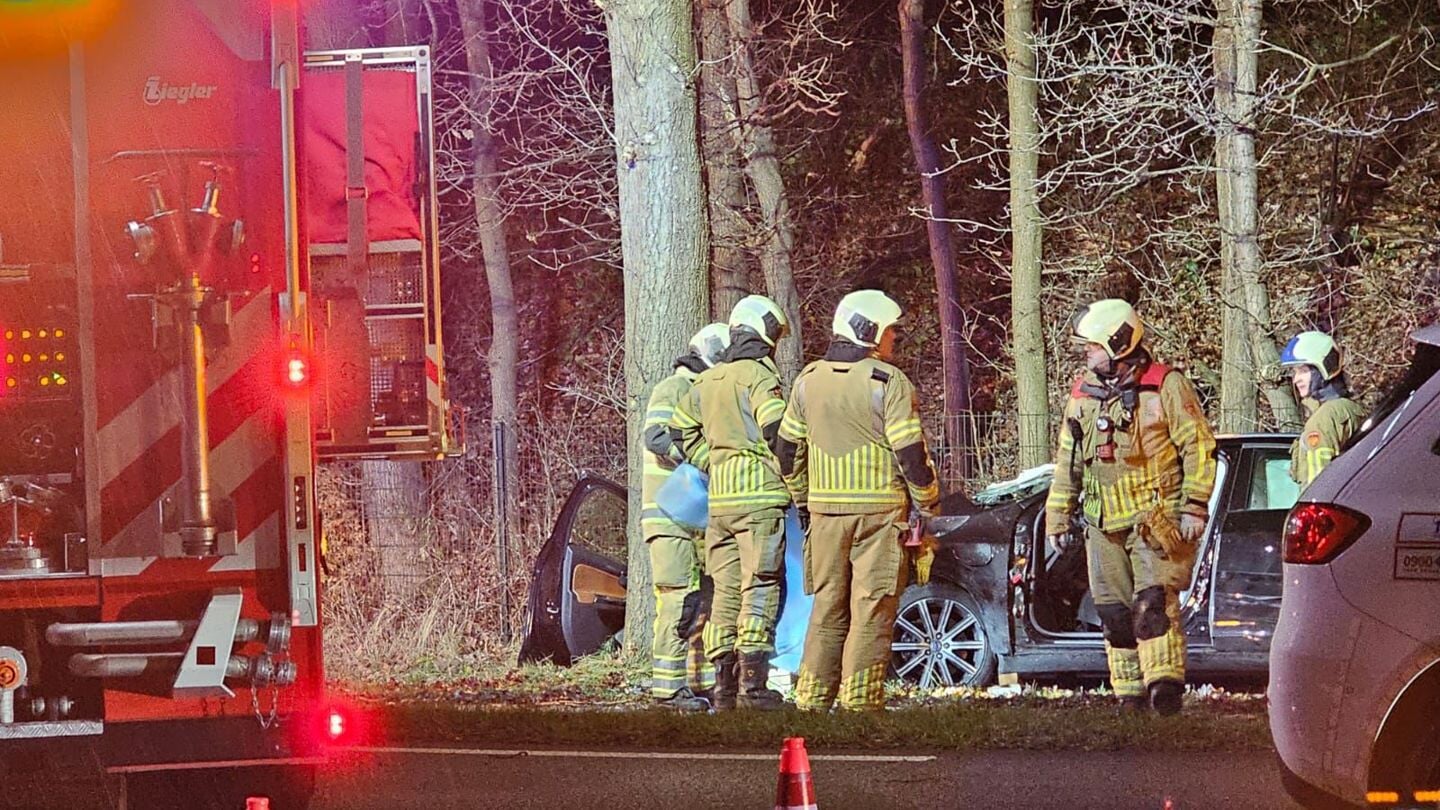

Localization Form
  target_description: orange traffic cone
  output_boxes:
[775,737,818,810]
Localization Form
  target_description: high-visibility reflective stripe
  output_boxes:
[1138,627,1186,684]
[808,491,907,502]
[781,412,808,439]
[839,662,887,710]
[886,421,923,447]
[756,398,785,424]
[1106,643,1144,698]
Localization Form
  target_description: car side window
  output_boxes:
[569,485,627,561]
[1242,448,1300,512]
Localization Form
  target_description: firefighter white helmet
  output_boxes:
[1280,331,1342,381]
[729,294,789,347]
[1071,299,1144,360]
[689,322,731,368]
[833,290,902,347]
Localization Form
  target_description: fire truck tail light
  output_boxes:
[327,709,345,740]
[279,345,310,390]
[309,703,373,749]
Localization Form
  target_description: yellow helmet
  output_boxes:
[832,290,902,347]
[729,294,788,347]
[689,322,731,367]
[1071,299,1144,360]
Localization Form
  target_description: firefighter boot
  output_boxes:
[655,687,712,713]
[1117,695,1149,715]
[736,652,787,711]
[712,653,739,711]
[1149,680,1184,716]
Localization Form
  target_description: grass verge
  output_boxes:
[335,649,1272,753]
[361,696,1271,753]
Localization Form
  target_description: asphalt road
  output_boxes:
[314,747,1303,809]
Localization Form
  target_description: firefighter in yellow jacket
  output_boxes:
[640,323,730,711]
[777,290,940,712]
[1044,299,1217,716]
[1280,331,1365,488]
[670,295,791,711]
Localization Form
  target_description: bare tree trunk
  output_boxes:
[457,0,522,633]
[307,0,432,606]
[901,0,974,457]
[380,0,423,45]
[1002,0,1048,470]
[723,0,803,384]
[697,0,752,320]
[1213,1,1256,433]
[603,0,710,656]
[305,0,372,50]
[1218,0,1300,429]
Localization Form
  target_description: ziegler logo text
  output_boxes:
[143,76,218,106]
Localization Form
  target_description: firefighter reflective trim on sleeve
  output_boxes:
[1303,446,1336,485]
[645,407,674,425]
[781,410,809,440]
[671,403,701,428]
[884,417,923,448]
[755,396,786,427]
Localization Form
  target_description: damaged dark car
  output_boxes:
[521,434,1296,689]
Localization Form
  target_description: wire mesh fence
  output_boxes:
[316,420,626,678]
[931,412,1057,493]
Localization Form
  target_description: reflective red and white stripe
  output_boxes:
[94,290,283,576]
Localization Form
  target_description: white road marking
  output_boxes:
[345,746,935,764]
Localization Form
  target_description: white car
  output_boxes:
[1270,325,1440,808]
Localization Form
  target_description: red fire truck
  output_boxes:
[0,2,457,807]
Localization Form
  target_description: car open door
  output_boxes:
[519,478,628,665]
[1208,443,1297,652]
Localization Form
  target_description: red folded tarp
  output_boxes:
[301,69,422,244]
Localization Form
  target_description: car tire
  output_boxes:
[891,582,998,689]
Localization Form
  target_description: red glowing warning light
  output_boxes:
[279,340,311,391]
[326,709,346,741]
[286,355,308,386]
[309,704,370,748]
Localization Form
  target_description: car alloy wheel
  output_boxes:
[891,583,995,688]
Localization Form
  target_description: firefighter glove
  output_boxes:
[1179,512,1207,544]
[1048,532,1079,554]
